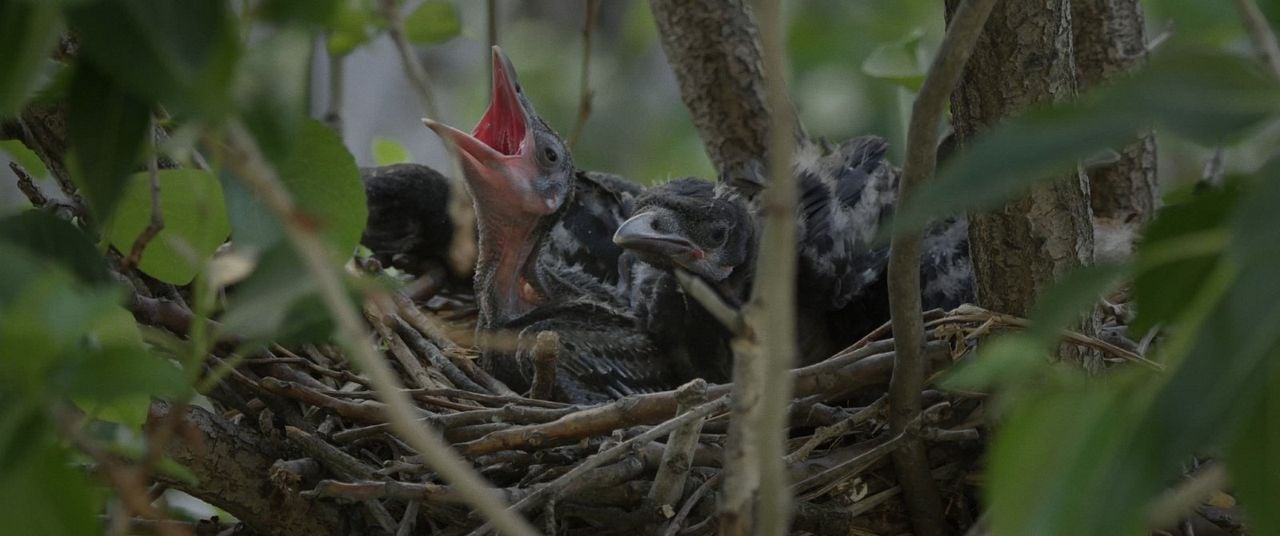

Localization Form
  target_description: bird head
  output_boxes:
[613,179,754,283]
[425,47,573,222]
[424,47,574,321]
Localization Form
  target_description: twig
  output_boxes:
[1146,463,1229,530]
[378,0,439,119]
[745,0,799,531]
[664,474,719,536]
[674,270,747,337]
[649,379,709,510]
[486,0,497,92]
[886,0,998,533]
[323,46,344,134]
[284,426,399,533]
[121,137,163,271]
[1235,0,1280,79]
[792,431,907,501]
[530,331,560,400]
[10,161,49,207]
[471,395,733,532]
[396,499,419,536]
[784,396,885,464]
[218,121,538,536]
[567,0,600,149]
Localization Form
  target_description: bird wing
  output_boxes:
[543,171,640,290]
[792,136,899,310]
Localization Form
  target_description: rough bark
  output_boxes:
[1072,0,1158,224]
[945,0,1096,323]
[647,0,803,195]
[147,401,357,536]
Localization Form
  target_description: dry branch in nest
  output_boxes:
[105,252,1163,536]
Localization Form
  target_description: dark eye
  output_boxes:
[543,147,559,163]
[710,227,727,245]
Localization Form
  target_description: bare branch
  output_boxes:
[1146,463,1229,529]
[674,269,746,337]
[649,379,709,510]
[10,161,49,208]
[568,0,600,149]
[122,129,164,272]
[323,45,344,133]
[1235,0,1280,79]
[888,0,999,533]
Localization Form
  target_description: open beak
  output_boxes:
[613,211,705,261]
[423,47,542,214]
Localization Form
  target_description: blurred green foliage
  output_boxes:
[0,0,1279,534]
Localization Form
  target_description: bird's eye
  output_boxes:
[543,147,559,163]
[710,227,727,246]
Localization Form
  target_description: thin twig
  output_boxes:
[218,120,538,536]
[664,474,720,536]
[886,0,999,533]
[674,270,747,337]
[1235,0,1280,79]
[486,0,497,93]
[568,0,600,149]
[1147,463,1229,530]
[530,331,560,400]
[649,379,709,510]
[748,0,798,532]
[324,46,345,134]
[10,161,49,207]
[122,126,164,272]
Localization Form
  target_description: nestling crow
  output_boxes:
[425,47,677,402]
[615,137,973,379]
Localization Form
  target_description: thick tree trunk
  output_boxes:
[1072,0,1158,225]
[945,0,1097,321]
[647,0,803,195]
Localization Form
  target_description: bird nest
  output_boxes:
[138,265,1152,536]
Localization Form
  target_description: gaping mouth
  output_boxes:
[472,47,528,157]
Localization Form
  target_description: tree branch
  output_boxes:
[568,0,600,149]
[1235,0,1280,79]
[888,0,998,534]
[647,0,803,193]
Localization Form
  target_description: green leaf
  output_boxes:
[327,0,378,56]
[1026,263,1128,342]
[372,136,412,165]
[1227,356,1280,535]
[941,334,1048,393]
[0,441,98,536]
[0,0,61,115]
[0,140,49,179]
[226,119,367,257]
[235,28,312,159]
[218,243,335,347]
[103,169,231,285]
[404,0,461,45]
[61,346,188,402]
[1132,184,1240,334]
[259,0,342,25]
[66,61,150,220]
[893,49,1280,235]
[0,211,110,286]
[0,276,122,387]
[65,0,239,116]
[861,29,925,91]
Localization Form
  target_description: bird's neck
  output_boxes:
[475,218,544,327]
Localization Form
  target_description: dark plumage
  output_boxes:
[426,47,676,403]
[359,163,457,276]
[615,137,973,379]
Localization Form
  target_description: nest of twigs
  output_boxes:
[127,262,1155,536]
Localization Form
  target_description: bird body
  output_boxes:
[615,137,974,380]
[426,47,677,403]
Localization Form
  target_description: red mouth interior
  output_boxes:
[472,59,527,156]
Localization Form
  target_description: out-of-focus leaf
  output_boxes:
[76,394,151,428]
[893,50,1280,235]
[103,169,230,285]
[0,140,48,179]
[0,276,121,386]
[942,334,1048,392]
[404,0,460,45]
[0,399,47,474]
[327,0,378,56]
[218,243,334,347]
[235,28,312,159]
[1132,183,1240,334]
[259,0,342,25]
[1026,263,1128,341]
[0,211,109,286]
[861,29,925,91]
[65,0,239,116]
[0,440,98,536]
[0,0,61,115]
[61,346,188,402]
[67,62,150,220]
[249,118,366,257]
[372,136,412,165]
[1228,357,1280,535]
